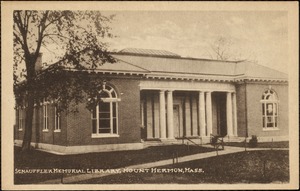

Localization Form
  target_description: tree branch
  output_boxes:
[41,41,57,55]
[14,12,31,58]
[43,33,90,47]
[13,32,25,47]
[43,34,61,46]
[45,13,65,29]
[43,33,70,40]
[24,11,32,32]
[35,11,49,58]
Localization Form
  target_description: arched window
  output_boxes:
[261,89,279,129]
[91,84,119,137]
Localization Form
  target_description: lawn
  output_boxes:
[225,141,289,148]
[77,150,289,184]
[14,144,214,184]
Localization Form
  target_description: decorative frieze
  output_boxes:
[140,80,235,92]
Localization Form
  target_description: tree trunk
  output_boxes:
[21,91,35,152]
[35,106,40,148]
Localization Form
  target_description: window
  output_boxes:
[261,89,279,129]
[43,102,49,132]
[54,106,61,132]
[18,108,24,131]
[91,84,119,137]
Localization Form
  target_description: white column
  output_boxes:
[159,90,166,139]
[226,92,234,136]
[140,100,144,128]
[199,91,206,136]
[206,92,213,136]
[167,90,174,139]
[232,92,238,136]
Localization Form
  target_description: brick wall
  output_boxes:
[14,78,288,146]
[246,82,288,138]
[37,105,67,146]
[14,104,68,146]
[236,83,248,137]
[66,77,141,146]
[15,77,141,147]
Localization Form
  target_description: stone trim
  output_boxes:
[256,136,289,142]
[14,140,143,155]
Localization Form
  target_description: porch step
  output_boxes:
[143,139,183,148]
[142,140,162,147]
[161,139,188,145]
[142,137,244,148]
[222,136,245,142]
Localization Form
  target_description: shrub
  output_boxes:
[211,136,218,145]
[249,135,258,148]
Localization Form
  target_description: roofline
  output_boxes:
[246,61,289,76]
[110,52,181,59]
[62,68,288,82]
[16,67,288,86]
[110,52,243,63]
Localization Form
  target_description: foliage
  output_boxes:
[211,136,218,145]
[15,67,107,113]
[249,135,258,148]
[14,10,116,106]
[13,10,116,151]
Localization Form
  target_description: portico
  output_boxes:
[140,80,238,141]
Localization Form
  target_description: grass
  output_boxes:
[77,150,289,184]
[14,144,214,184]
[225,141,289,148]
[15,143,289,184]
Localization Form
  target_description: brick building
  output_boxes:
[14,48,289,154]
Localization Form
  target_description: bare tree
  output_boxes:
[13,10,116,152]
[208,36,233,61]
[207,36,256,62]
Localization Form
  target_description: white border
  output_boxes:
[1,1,298,190]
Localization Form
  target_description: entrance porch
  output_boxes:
[140,88,238,142]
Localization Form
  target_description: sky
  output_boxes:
[99,11,289,74]
[41,11,289,74]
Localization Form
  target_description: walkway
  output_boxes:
[37,146,287,184]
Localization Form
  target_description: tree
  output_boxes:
[207,36,233,61]
[13,10,116,152]
[207,36,256,62]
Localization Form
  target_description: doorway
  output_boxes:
[173,104,181,138]
[214,93,227,136]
